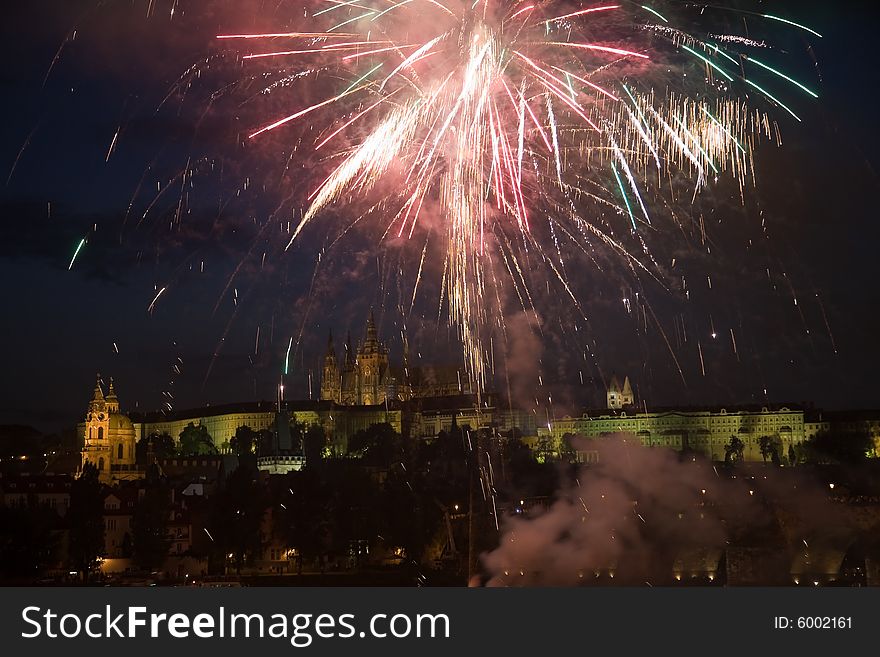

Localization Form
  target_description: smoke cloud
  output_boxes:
[480,436,855,586]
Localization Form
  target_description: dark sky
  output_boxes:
[1,0,878,432]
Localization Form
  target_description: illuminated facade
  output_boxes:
[320,313,470,405]
[80,376,140,484]
[122,401,402,456]
[606,375,634,410]
[321,312,400,405]
[131,403,310,452]
[537,406,807,462]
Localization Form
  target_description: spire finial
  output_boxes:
[92,373,105,402]
[365,309,378,343]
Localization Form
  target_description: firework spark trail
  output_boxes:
[213,0,820,390]
[6,122,42,186]
[68,237,87,271]
[148,286,166,314]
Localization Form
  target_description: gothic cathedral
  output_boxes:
[320,312,408,405]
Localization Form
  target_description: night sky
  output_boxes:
[1,0,878,432]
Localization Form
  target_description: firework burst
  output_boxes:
[215,1,819,392]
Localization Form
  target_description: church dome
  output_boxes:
[108,413,134,430]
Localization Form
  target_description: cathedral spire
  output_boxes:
[88,373,106,415]
[344,331,355,370]
[326,330,335,356]
[320,331,340,402]
[92,373,105,402]
[366,309,378,343]
[608,374,621,393]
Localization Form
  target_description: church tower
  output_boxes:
[106,377,120,413]
[81,375,139,484]
[357,311,389,405]
[340,331,358,405]
[607,374,634,410]
[621,376,634,407]
[83,374,110,469]
[320,332,341,402]
[607,375,622,410]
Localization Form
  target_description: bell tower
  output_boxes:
[621,376,634,407]
[607,374,634,410]
[320,331,341,402]
[106,377,120,413]
[82,374,112,478]
[357,311,388,405]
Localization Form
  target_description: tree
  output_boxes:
[379,464,442,566]
[278,462,382,573]
[303,424,328,467]
[132,476,172,571]
[280,468,330,574]
[67,462,105,582]
[178,423,217,456]
[758,436,772,462]
[724,436,745,464]
[788,443,797,466]
[257,429,276,455]
[136,432,176,463]
[804,429,873,465]
[229,425,259,457]
[0,506,60,582]
[759,435,783,465]
[348,423,406,467]
[419,429,469,508]
[208,464,268,574]
[501,435,559,499]
[287,424,304,454]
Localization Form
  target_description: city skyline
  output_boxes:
[3,1,880,596]
[1,1,879,432]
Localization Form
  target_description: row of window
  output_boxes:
[3,496,68,509]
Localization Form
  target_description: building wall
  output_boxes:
[412,407,537,438]
[538,407,806,462]
[131,410,321,451]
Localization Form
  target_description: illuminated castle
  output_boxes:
[320,312,469,405]
[607,374,634,410]
[80,375,140,484]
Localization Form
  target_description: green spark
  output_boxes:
[329,10,375,32]
[641,5,668,23]
[371,0,413,22]
[709,44,740,66]
[746,57,818,98]
[313,1,374,17]
[762,14,823,39]
[612,163,637,232]
[342,62,383,94]
[744,78,802,122]
[284,336,293,375]
[681,45,733,82]
[68,237,86,271]
[564,71,577,101]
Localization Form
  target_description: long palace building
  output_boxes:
[78,316,880,482]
